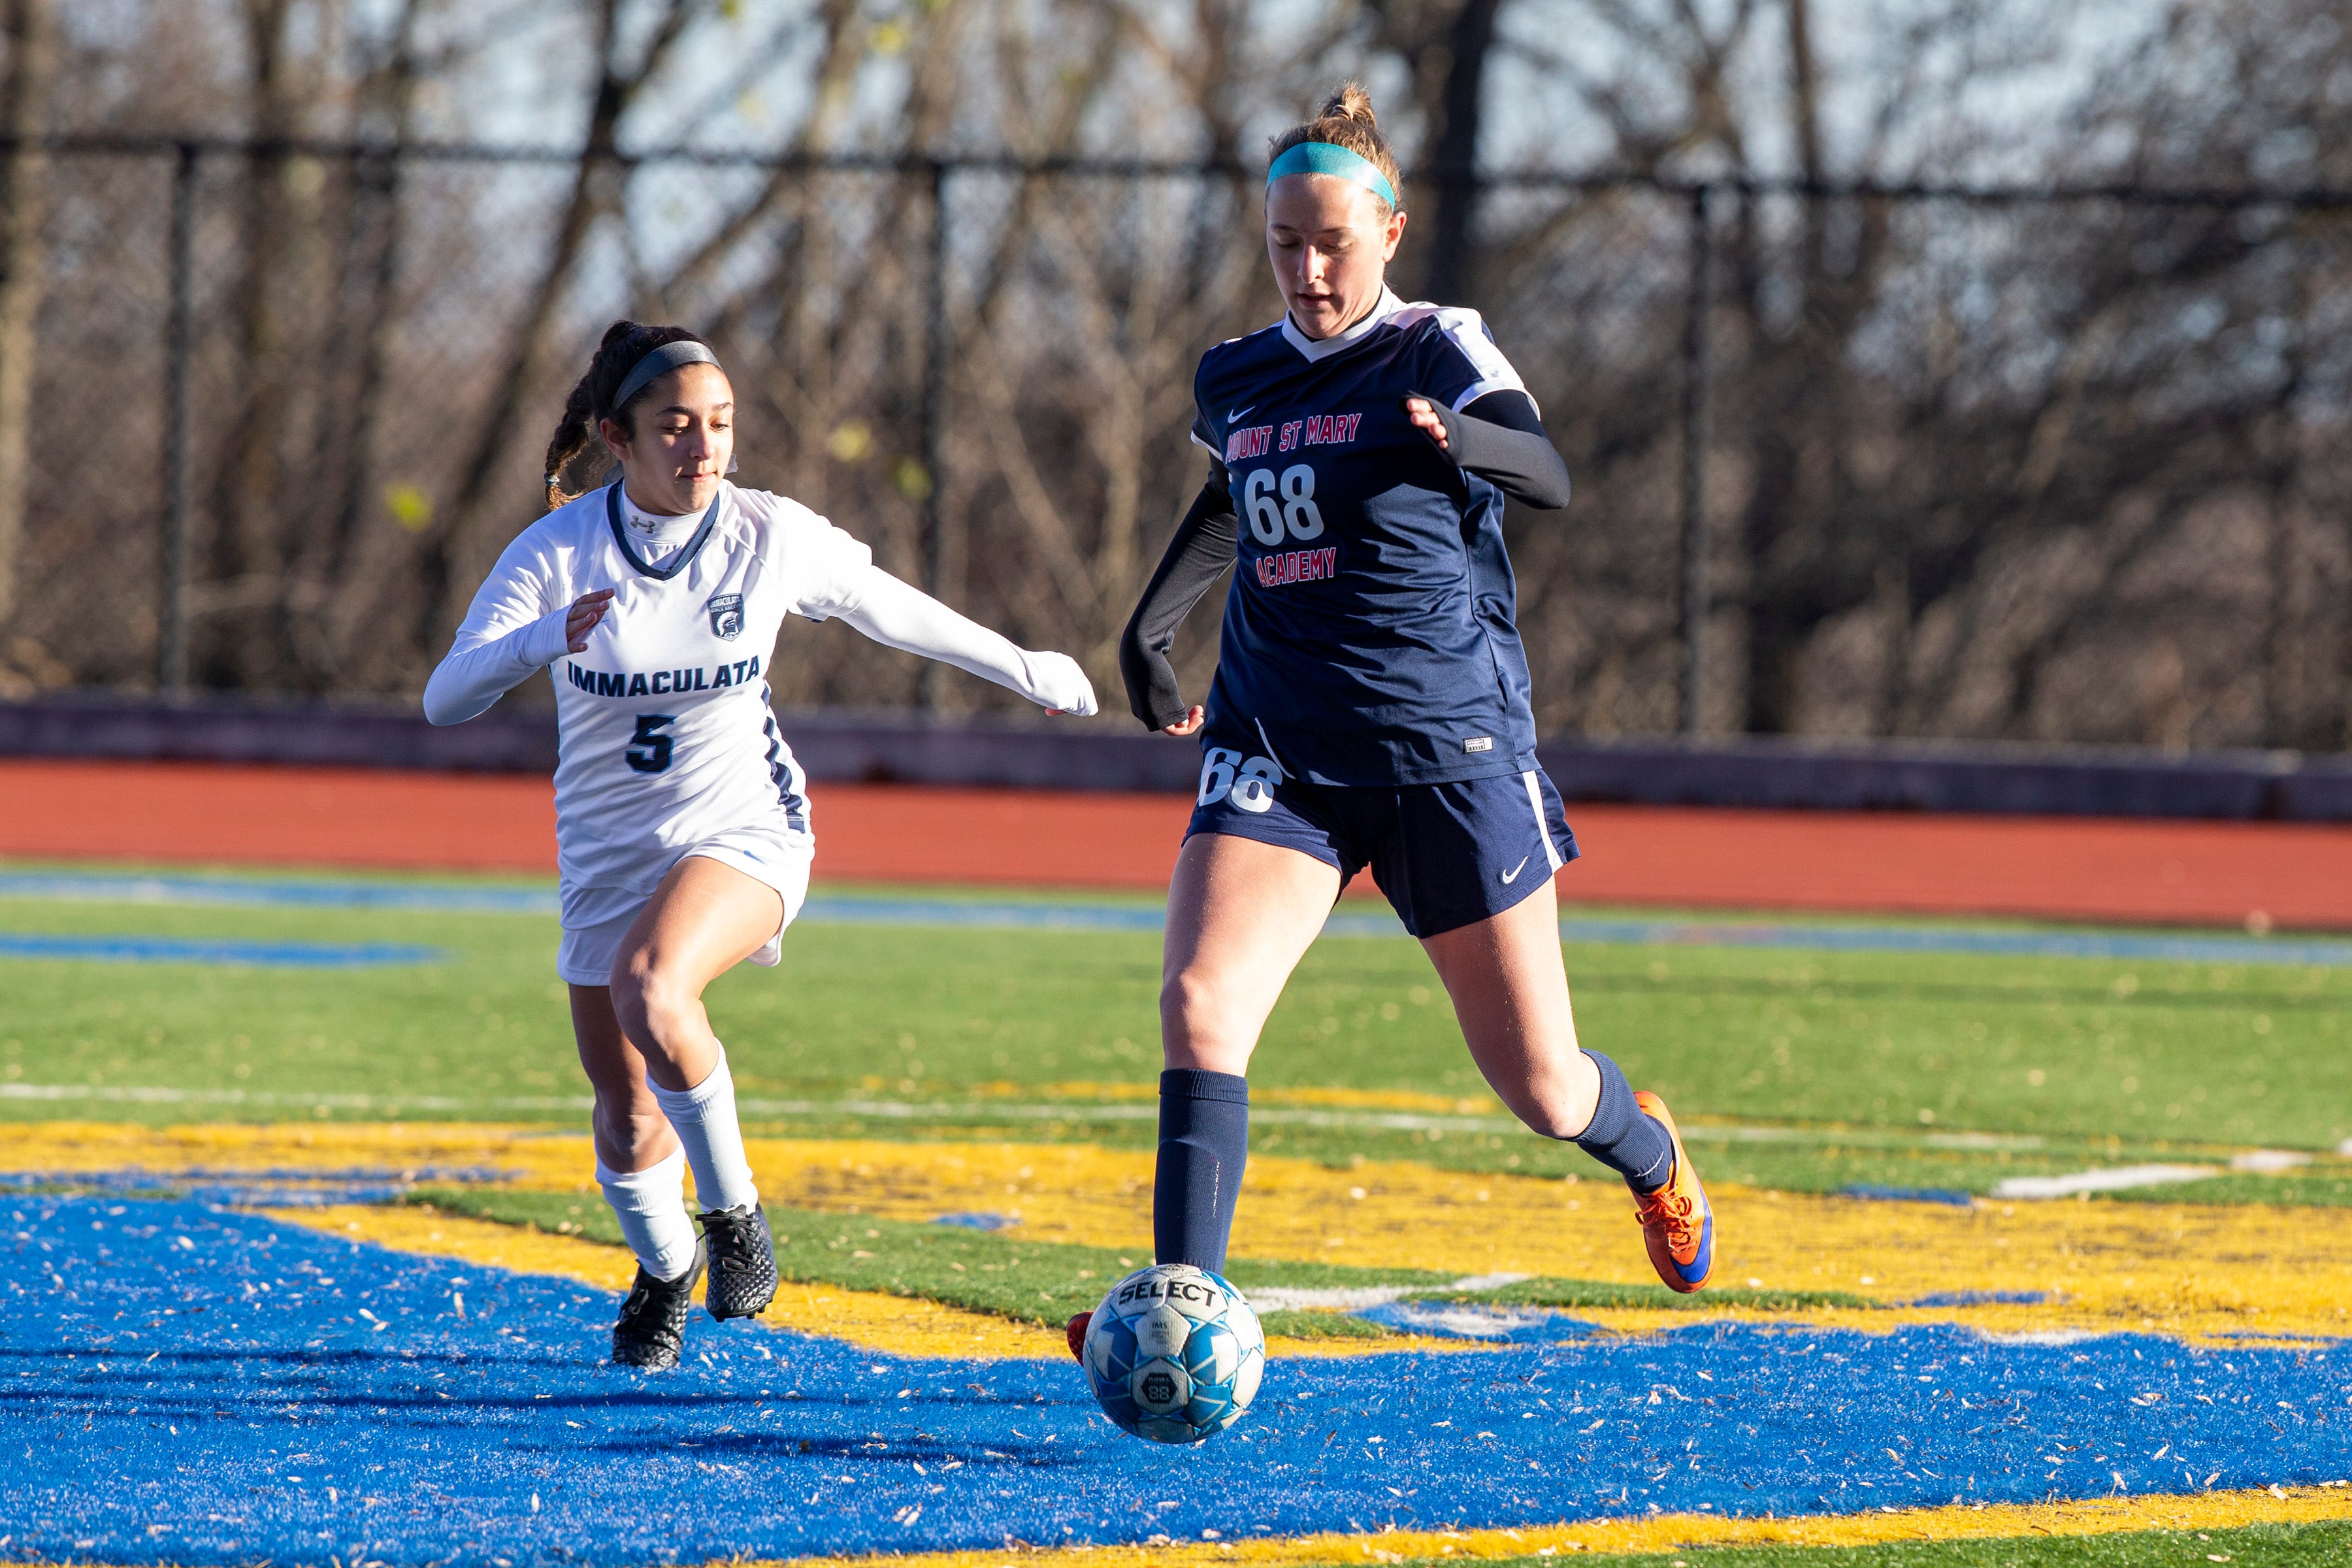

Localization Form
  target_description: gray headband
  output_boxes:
[610,339,719,414]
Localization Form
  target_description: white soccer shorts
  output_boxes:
[554,828,813,987]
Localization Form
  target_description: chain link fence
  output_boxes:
[3,135,2348,750]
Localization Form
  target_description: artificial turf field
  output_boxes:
[4,862,2351,1563]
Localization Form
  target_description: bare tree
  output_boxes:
[195,0,303,686]
[1,0,2345,753]
[1362,0,1505,302]
[0,0,55,638]
[414,0,713,650]
[289,0,438,685]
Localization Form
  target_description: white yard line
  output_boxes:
[0,1081,1506,1134]
[1989,1151,2315,1199]
[1246,1273,1530,1313]
[0,1082,591,1112]
[0,1081,2030,1145]
[2230,1149,2311,1173]
[1989,1164,2222,1199]
[1,1083,2328,1196]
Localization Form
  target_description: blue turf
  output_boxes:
[5,871,2346,966]
[1,1169,510,1208]
[0,934,442,968]
[0,872,562,915]
[5,1196,2349,1561]
[1562,918,2352,968]
[1837,1185,1978,1207]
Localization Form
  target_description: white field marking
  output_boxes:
[1245,1273,1530,1314]
[1990,1165,2222,1200]
[1374,1302,1571,1339]
[0,1082,593,1112]
[0,1081,2310,1181]
[0,1079,2016,1151]
[0,1080,2042,1148]
[0,1081,1504,1134]
[1693,1125,2047,1152]
[1972,1328,2104,1347]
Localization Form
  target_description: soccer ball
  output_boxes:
[1081,1264,1265,1444]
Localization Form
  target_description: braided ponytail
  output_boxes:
[542,319,713,508]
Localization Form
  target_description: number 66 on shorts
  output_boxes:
[1198,747,1281,814]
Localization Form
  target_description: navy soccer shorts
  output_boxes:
[1184,748,1580,938]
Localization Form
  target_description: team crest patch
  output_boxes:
[706,593,745,640]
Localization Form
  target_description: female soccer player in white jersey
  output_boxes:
[1086,87,1714,1352]
[425,321,1098,1369]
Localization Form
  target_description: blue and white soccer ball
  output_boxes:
[1081,1263,1265,1444]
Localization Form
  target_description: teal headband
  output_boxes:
[1266,140,1400,211]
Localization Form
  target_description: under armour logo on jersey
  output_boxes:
[706,593,745,640]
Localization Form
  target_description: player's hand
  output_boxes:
[1026,651,1099,717]
[564,589,615,653]
[1162,705,1206,738]
[1403,395,1448,450]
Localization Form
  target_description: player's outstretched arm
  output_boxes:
[1403,390,1572,510]
[832,566,1097,716]
[422,557,613,726]
[1119,464,1239,735]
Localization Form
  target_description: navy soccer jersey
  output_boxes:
[1191,287,1541,787]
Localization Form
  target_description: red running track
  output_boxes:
[0,759,2347,930]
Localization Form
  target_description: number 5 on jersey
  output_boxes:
[626,713,676,775]
[1243,464,1324,546]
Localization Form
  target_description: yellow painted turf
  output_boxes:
[269,1203,1459,1360]
[22,1120,2352,1345]
[274,1204,1070,1358]
[769,1486,2352,1566]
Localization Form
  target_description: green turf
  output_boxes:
[1380,1518,2352,1566]
[2106,1172,2352,1205]
[4,875,2349,1201]
[1255,1309,1399,1339]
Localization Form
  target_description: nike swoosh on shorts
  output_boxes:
[1500,857,1529,884]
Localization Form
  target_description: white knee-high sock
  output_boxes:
[596,1147,699,1281]
[647,1043,760,1214]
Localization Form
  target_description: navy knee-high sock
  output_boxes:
[1152,1068,1250,1274]
[1573,1049,1675,1192]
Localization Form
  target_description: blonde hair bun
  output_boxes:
[1320,82,1377,127]
[1269,81,1403,213]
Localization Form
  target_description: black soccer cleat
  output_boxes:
[698,1202,779,1321]
[612,1241,706,1371]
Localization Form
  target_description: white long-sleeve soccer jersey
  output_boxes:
[435,482,872,906]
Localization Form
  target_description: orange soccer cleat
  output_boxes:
[1629,1090,1714,1293]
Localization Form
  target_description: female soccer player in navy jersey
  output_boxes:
[1092,86,1714,1343]
[424,321,1097,1370]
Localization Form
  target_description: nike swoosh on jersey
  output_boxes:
[1226,406,1255,424]
[1500,857,1529,885]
